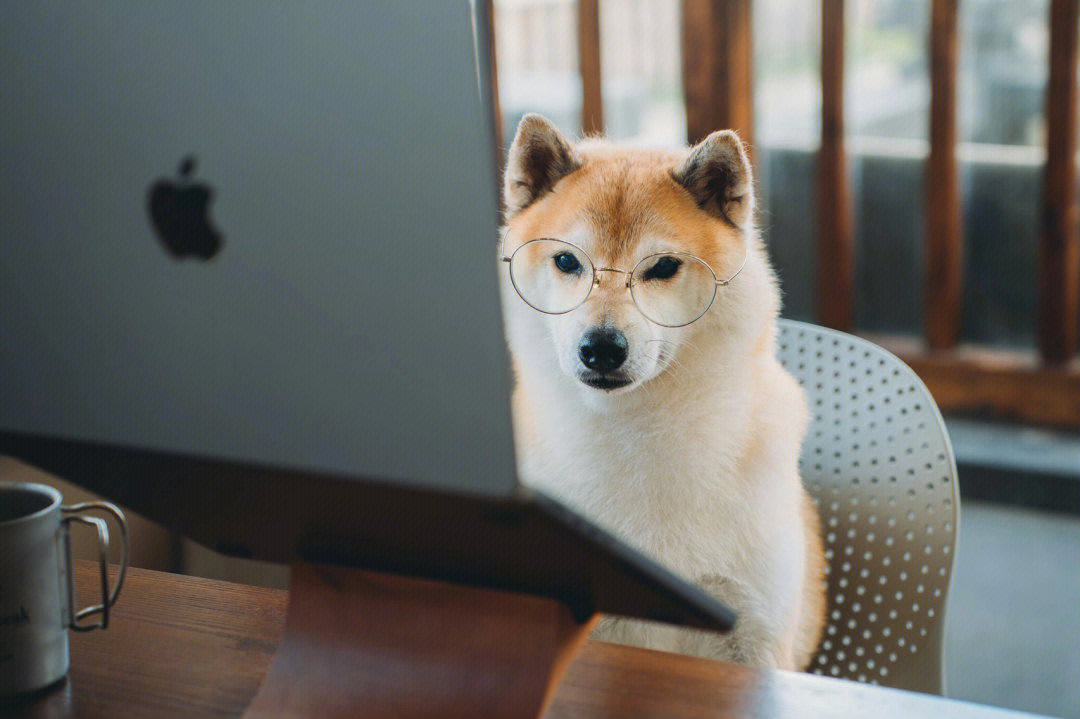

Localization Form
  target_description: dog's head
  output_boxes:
[500,114,773,403]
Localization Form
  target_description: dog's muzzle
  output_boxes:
[578,327,628,372]
[577,327,632,391]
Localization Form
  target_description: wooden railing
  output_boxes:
[485,0,1080,429]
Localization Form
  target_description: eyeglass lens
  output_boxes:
[508,239,594,314]
[630,254,717,326]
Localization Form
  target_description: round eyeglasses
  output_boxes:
[501,238,746,327]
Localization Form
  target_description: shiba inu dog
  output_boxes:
[498,114,827,670]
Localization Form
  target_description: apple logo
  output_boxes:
[147,156,223,259]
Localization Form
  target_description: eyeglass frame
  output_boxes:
[499,235,747,328]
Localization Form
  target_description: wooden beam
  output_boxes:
[487,0,503,153]
[817,0,854,331]
[870,336,1080,429]
[1038,0,1080,363]
[925,0,964,350]
[680,0,754,147]
[481,0,505,214]
[578,0,604,135]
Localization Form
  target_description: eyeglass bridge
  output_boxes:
[592,266,633,288]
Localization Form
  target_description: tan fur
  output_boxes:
[508,142,743,276]
[500,115,827,670]
[795,492,829,669]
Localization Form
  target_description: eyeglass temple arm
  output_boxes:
[498,229,513,264]
[716,248,749,286]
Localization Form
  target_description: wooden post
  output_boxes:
[1038,0,1080,364]
[484,0,503,154]
[578,0,604,135]
[481,0,505,213]
[817,0,855,331]
[925,0,964,351]
[680,0,754,147]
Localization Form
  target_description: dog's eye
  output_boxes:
[642,256,681,281]
[553,252,582,274]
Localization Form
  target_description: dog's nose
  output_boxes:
[578,327,628,371]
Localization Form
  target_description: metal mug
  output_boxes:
[0,482,128,696]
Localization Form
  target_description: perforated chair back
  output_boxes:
[776,320,960,694]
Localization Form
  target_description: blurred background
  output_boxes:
[493,0,1054,344]
[489,0,1079,716]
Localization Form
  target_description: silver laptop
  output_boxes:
[0,2,734,629]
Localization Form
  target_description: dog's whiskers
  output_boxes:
[645,339,692,372]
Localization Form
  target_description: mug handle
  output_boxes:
[61,501,129,631]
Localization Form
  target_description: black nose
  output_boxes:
[578,327,629,372]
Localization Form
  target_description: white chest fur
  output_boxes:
[514,345,806,592]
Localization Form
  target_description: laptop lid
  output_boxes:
[0,2,737,632]
[1,2,517,497]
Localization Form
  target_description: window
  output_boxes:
[493,0,1064,347]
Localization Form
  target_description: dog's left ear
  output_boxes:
[503,114,582,218]
[672,130,754,227]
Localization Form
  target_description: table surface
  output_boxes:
[1,562,1042,719]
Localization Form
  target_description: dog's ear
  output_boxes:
[503,114,582,217]
[672,130,754,228]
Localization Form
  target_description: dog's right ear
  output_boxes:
[503,114,582,218]
[672,130,754,228]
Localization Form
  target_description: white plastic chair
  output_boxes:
[776,319,960,694]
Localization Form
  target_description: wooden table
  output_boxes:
[1,562,1041,718]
